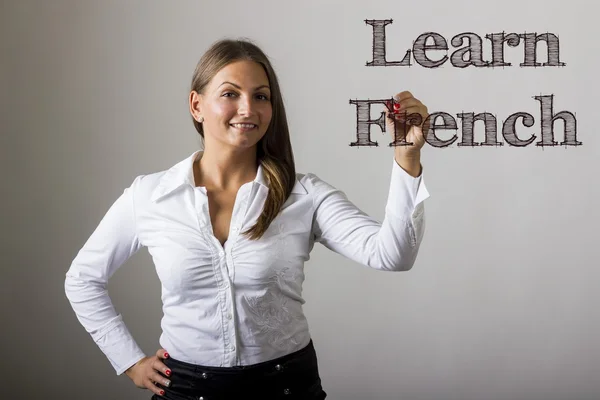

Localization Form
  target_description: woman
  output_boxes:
[65,38,430,399]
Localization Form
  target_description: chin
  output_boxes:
[229,137,260,149]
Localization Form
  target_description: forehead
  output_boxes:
[210,60,270,88]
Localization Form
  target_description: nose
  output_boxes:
[237,95,256,117]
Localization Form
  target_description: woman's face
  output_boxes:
[193,60,273,151]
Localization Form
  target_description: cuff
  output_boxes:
[94,315,147,375]
[387,157,430,219]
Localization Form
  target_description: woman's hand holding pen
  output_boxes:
[125,348,172,397]
[386,91,429,177]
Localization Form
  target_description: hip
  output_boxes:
[151,340,327,400]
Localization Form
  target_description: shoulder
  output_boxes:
[126,169,170,204]
[294,171,341,196]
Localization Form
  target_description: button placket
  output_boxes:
[226,253,235,282]
[224,191,247,283]
[218,278,238,365]
[219,285,233,361]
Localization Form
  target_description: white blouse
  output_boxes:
[64,150,430,375]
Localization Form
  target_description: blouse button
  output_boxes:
[283,388,291,395]
[275,364,283,371]
[201,372,208,379]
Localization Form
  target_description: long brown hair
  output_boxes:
[190,38,296,241]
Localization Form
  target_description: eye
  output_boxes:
[222,92,237,97]
[256,94,270,101]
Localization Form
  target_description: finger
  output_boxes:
[150,371,172,389]
[393,98,422,113]
[152,358,171,379]
[145,377,167,397]
[392,91,413,102]
[155,349,170,359]
[386,113,411,138]
[393,107,425,123]
[386,111,407,133]
[387,93,415,113]
[393,105,425,114]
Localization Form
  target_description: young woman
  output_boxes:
[65,38,430,399]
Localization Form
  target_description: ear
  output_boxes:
[189,90,203,122]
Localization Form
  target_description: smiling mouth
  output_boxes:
[230,123,257,130]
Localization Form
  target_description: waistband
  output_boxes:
[165,339,317,376]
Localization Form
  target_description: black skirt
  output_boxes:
[151,340,327,400]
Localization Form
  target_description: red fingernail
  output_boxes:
[164,352,169,358]
[160,390,165,395]
[394,103,400,109]
[166,369,171,376]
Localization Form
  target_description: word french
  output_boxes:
[349,94,580,147]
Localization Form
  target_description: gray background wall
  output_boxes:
[3,0,599,399]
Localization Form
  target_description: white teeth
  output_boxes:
[231,123,256,128]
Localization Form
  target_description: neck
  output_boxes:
[194,146,258,191]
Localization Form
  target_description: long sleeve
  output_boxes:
[310,157,430,271]
[64,176,146,375]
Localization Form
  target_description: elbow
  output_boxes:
[64,269,99,303]
[379,218,425,272]
[400,259,416,272]
[392,258,416,272]
[64,271,77,303]
[393,224,426,271]
[385,249,419,272]
[378,261,414,272]
[371,242,420,272]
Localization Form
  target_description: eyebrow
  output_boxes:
[218,81,270,91]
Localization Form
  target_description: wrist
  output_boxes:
[394,150,421,177]
[125,358,144,377]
